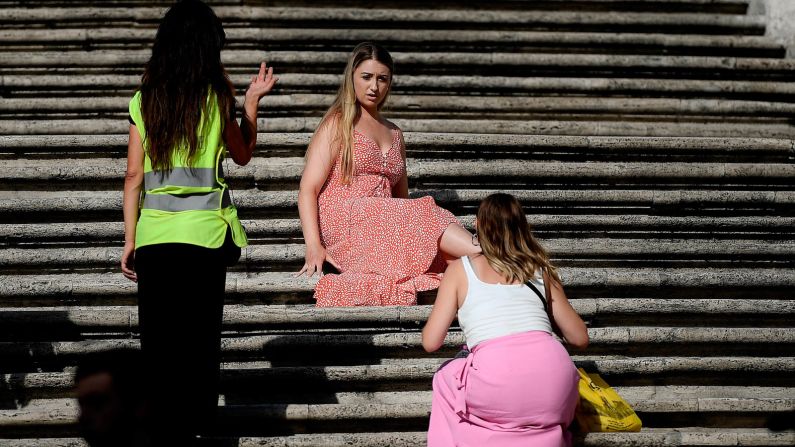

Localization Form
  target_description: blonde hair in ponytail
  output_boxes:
[476,193,560,284]
[309,42,394,184]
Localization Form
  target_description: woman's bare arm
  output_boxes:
[545,271,589,349]
[224,62,278,166]
[121,124,144,282]
[296,119,340,277]
[422,260,464,352]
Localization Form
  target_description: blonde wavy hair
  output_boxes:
[476,193,560,284]
[310,42,394,184]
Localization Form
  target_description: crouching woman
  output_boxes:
[422,193,589,447]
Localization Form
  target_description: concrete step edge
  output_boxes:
[2,389,793,427]
[4,74,795,95]
[1,268,794,298]
[3,50,793,71]
[6,95,795,115]
[2,239,795,270]
[1,328,793,358]
[0,29,781,51]
[6,158,794,183]
[3,216,795,244]
[4,118,793,138]
[1,133,793,153]
[5,358,795,393]
[0,300,792,324]
[0,7,767,28]
[3,428,795,447]
[3,190,794,215]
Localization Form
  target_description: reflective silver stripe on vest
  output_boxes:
[144,167,218,190]
[142,189,231,212]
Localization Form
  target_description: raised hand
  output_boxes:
[245,61,278,104]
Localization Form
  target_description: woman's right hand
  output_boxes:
[245,61,278,104]
[296,243,338,277]
[121,240,137,282]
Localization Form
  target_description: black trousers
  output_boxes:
[135,241,226,444]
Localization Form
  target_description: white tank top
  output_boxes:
[457,256,553,348]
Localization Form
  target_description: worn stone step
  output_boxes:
[221,328,795,358]
[6,95,795,119]
[3,134,793,162]
[4,356,794,400]
[0,388,791,436]
[6,117,793,138]
[1,239,792,274]
[3,190,793,221]
[0,28,781,57]
[1,267,793,303]
[1,300,792,336]
[5,74,794,99]
[0,7,766,34]
[3,158,793,188]
[580,428,795,447]
[0,0,790,442]
[3,428,795,447]
[3,51,793,84]
[0,0,754,14]
[1,327,792,368]
[2,215,795,247]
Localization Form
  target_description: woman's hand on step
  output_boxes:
[296,242,338,277]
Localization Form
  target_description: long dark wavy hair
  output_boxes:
[140,0,235,171]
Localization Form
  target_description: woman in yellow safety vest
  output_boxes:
[120,0,277,443]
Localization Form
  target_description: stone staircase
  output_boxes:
[1,0,794,445]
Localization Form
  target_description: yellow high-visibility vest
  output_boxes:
[129,90,247,250]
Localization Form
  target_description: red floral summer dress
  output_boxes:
[314,127,459,306]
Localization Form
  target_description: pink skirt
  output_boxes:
[428,331,579,447]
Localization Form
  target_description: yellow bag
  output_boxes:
[575,368,642,432]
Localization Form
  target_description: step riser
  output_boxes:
[1,0,793,443]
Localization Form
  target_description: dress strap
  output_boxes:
[460,256,477,282]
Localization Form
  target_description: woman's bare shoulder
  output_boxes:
[444,258,466,278]
[382,119,401,132]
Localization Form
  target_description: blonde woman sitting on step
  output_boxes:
[296,42,480,306]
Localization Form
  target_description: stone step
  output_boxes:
[3,158,793,188]
[3,134,792,162]
[4,50,793,80]
[4,117,795,139]
[1,0,790,442]
[3,190,792,221]
[580,428,795,447]
[5,74,794,99]
[1,239,792,273]
[3,268,790,307]
[0,0,754,14]
[2,215,795,246]
[0,7,765,35]
[1,300,792,335]
[220,329,795,359]
[2,269,792,303]
[4,356,794,398]
[3,428,795,447]
[6,95,795,119]
[0,387,792,436]
[0,28,781,57]
[1,326,792,369]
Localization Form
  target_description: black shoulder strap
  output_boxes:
[525,279,548,313]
